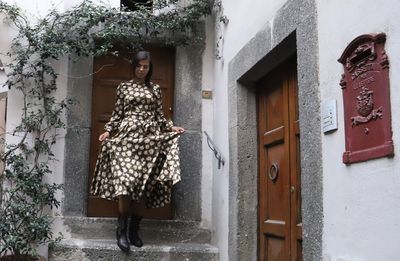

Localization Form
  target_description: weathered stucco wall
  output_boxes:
[212,0,321,260]
[317,1,400,260]
[212,0,400,260]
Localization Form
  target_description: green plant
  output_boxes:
[0,0,222,258]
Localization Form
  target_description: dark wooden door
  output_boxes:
[87,47,175,219]
[258,58,302,260]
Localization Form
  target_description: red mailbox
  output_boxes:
[338,33,394,164]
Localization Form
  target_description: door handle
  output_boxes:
[268,163,279,182]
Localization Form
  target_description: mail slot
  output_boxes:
[338,33,394,164]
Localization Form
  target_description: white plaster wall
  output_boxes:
[0,3,70,256]
[0,12,18,93]
[1,0,73,221]
[200,16,215,229]
[3,0,120,16]
[211,1,288,260]
[63,0,120,10]
[0,7,26,148]
[0,0,120,94]
[317,1,400,260]
[221,0,287,62]
[1,0,63,162]
[3,0,61,18]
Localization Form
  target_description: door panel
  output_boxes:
[266,236,286,260]
[258,57,302,260]
[87,47,175,218]
[265,82,284,130]
[265,143,287,221]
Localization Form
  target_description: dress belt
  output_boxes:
[125,111,155,116]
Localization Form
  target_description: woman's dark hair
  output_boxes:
[132,50,153,88]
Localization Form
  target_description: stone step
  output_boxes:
[49,239,219,261]
[63,217,211,244]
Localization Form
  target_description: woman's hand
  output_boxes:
[171,126,185,134]
[99,131,110,141]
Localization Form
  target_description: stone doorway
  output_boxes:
[87,47,176,219]
[227,1,323,259]
[61,44,205,221]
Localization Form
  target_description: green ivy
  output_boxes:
[0,0,222,258]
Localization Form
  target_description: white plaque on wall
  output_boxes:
[322,99,338,133]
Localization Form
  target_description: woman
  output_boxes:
[91,51,184,253]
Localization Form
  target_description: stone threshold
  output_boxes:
[50,239,218,261]
[62,216,211,244]
[49,217,219,261]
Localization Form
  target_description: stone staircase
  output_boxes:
[49,217,218,261]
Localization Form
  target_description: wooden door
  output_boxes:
[258,57,302,260]
[87,47,175,219]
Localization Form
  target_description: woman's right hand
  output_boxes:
[99,131,110,141]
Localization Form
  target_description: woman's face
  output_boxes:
[134,59,150,80]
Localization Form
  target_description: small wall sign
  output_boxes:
[202,90,213,99]
[322,99,338,133]
[338,33,394,164]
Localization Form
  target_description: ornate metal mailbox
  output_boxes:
[338,33,394,164]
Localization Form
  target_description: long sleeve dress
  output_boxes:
[90,80,181,208]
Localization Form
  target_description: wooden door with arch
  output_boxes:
[87,46,175,219]
[257,56,302,260]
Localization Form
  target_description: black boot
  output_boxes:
[116,215,130,253]
[128,214,143,247]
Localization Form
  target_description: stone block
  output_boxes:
[178,132,202,177]
[62,127,91,216]
[174,44,204,131]
[173,173,201,221]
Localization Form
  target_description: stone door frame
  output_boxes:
[61,43,205,221]
[227,1,323,260]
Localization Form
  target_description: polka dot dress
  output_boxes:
[91,80,181,208]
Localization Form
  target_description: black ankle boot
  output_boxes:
[128,214,143,247]
[116,215,130,252]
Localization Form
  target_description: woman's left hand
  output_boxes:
[172,126,185,133]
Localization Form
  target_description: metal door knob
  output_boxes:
[268,163,279,182]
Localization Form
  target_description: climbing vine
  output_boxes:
[0,0,222,258]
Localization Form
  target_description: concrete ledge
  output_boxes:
[49,239,218,261]
[63,217,211,244]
